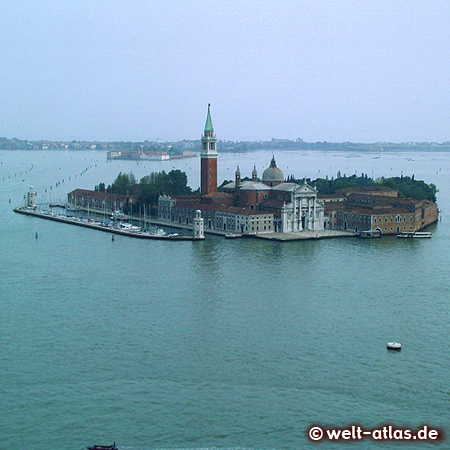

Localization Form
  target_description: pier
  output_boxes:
[14,207,202,241]
[254,229,356,241]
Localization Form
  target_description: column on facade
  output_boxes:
[292,197,297,232]
[297,197,302,231]
[313,198,317,230]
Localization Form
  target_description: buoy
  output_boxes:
[111,235,115,241]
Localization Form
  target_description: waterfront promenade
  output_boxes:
[141,216,355,240]
[14,207,201,241]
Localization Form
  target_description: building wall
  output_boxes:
[68,192,128,212]
[159,197,274,235]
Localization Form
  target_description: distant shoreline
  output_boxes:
[2,146,450,153]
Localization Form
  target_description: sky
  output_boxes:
[1,0,449,142]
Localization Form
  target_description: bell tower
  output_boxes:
[200,104,218,195]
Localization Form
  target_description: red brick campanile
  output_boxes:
[200,104,218,195]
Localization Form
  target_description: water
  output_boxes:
[0,149,449,449]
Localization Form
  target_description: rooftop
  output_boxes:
[175,201,273,216]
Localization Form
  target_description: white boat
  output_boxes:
[387,342,402,350]
[111,210,128,220]
[66,204,80,212]
[118,222,141,232]
[397,231,431,238]
[145,228,166,236]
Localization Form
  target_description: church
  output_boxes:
[158,105,325,234]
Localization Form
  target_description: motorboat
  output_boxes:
[87,443,118,450]
[397,231,431,238]
[118,222,141,232]
[387,342,402,351]
[111,210,127,220]
[359,229,382,238]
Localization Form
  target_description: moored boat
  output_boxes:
[359,229,382,238]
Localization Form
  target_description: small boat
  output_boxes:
[118,222,141,232]
[87,443,118,450]
[387,342,402,351]
[66,204,80,212]
[359,230,382,238]
[397,231,431,239]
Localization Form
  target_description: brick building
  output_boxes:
[67,189,134,214]
[321,188,438,234]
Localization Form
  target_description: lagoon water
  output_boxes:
[0,149,449,449]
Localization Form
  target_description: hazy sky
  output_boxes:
[1,1,449,142]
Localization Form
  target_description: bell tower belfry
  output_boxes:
[200,104,218,195]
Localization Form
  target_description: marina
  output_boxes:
[14,207,203,241]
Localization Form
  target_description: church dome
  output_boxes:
[262,156,284,182]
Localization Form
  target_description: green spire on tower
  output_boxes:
[204,103,214,132]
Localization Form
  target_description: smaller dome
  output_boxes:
[262,156,284,182]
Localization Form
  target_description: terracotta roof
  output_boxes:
[325,201,413,215]
[171,194,201,201]
[175,201,272,216]
[258,199,287,208]
[318,193,346,199]
[336,185,398,194]
[202,192,234,198]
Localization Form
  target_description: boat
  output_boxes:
[387,342,402,351]
[87,444,118,450]
[118,222,141,232]
[397,231,432,238]
[111,210,128,221]
[146,227,166,236]
[359,229,382,238]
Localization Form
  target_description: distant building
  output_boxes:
[107,150,170,161]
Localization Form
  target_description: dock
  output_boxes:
[254,230,356,241]
[14,208,202,241]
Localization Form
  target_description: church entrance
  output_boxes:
[301,215,306,230]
